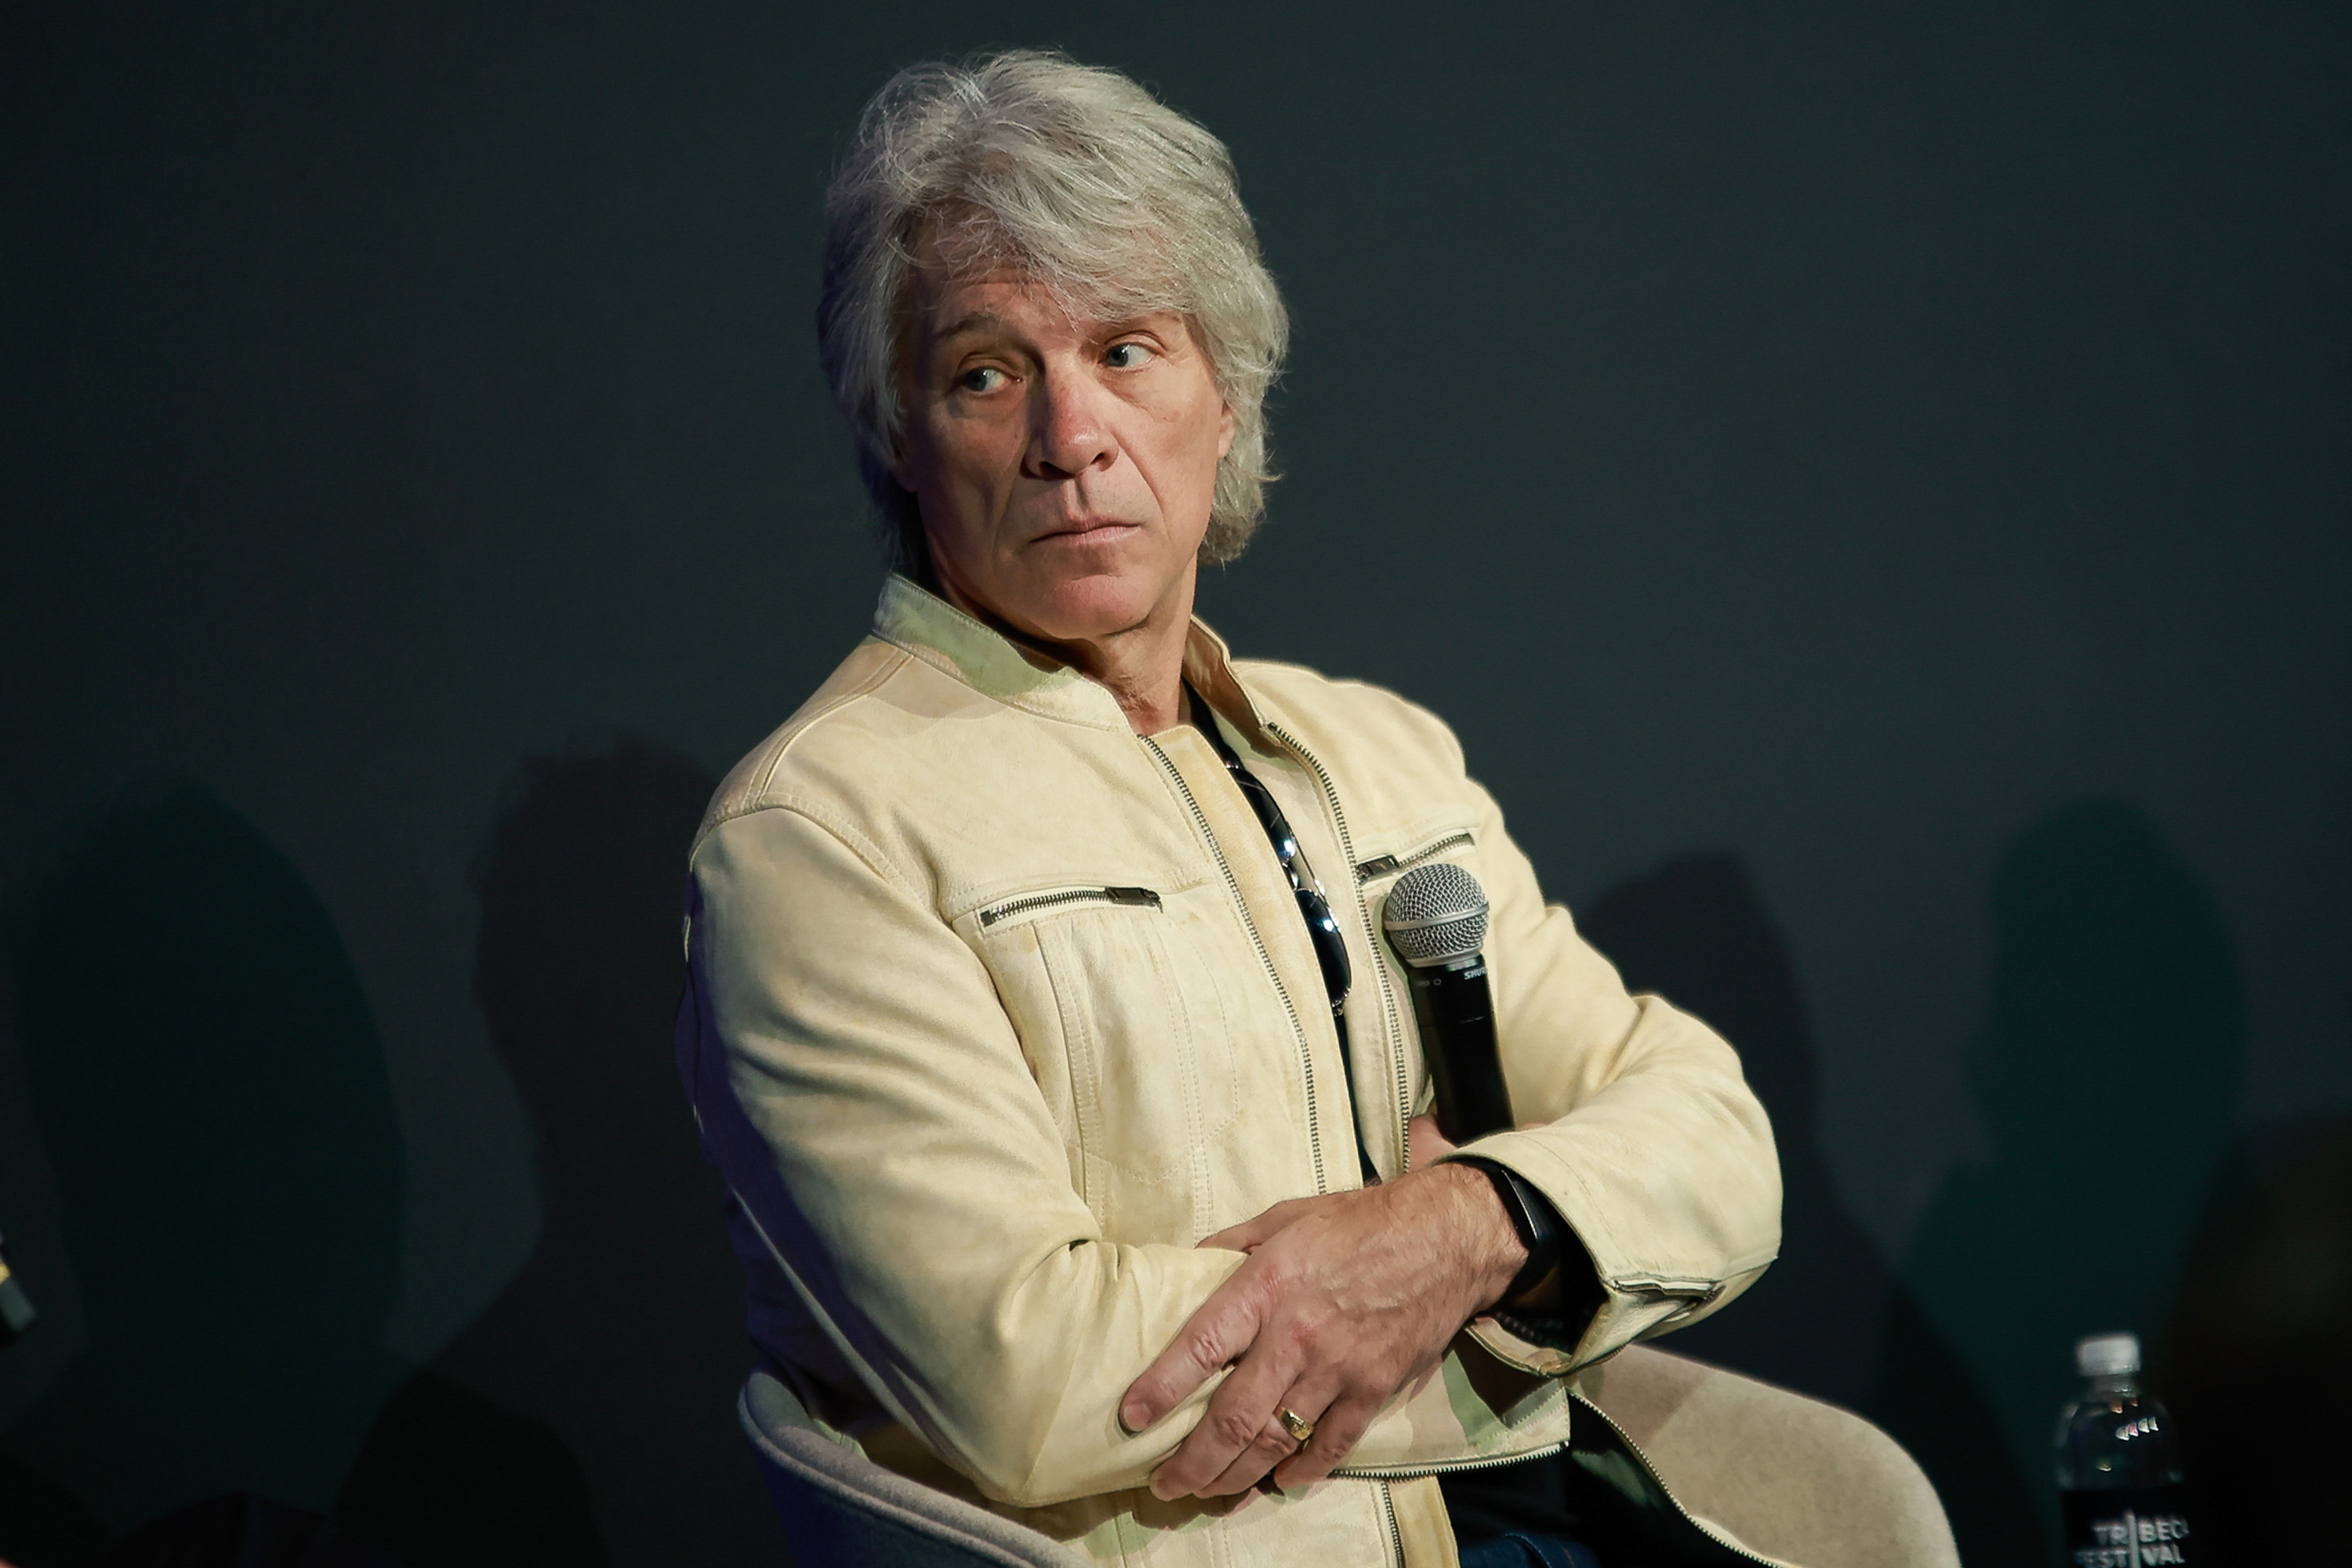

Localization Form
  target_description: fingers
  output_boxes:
[1195,1380,1335,1497]
[1218,1384,1341,1495]
[1120,1266,1267,1435]
[1135,1176,1481,1499]
[1148,1318,1311,1498]
[1197,1196,1319,1254]
[1272,1390,1378,1489]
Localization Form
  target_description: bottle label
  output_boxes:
[2061,1488,2194,1566]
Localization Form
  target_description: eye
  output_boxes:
[1104,340,1156,370]
[957,366,1007,394]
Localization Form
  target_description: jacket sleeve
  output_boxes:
[1436,779,1783,1377]
[682,803,1246,1508]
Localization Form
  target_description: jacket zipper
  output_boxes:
[1566,1394,1786,1567]
[1333,1438,1569,1482]
[1221,734,1767,1563]
[1263,722,1414,1177]
[1327,1367,1573,1483]
[1352,830,1475,886]
[1141,735,1327,1195]
[976,885,1161,928]
[1378,1479,1404,1566]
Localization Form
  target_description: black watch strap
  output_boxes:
[1457,1156,1562,1306]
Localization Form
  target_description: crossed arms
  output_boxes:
[683,785,1780,1509]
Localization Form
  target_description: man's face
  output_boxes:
[893,261,1235,649]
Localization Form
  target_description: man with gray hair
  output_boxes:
[679,50,1781,1567]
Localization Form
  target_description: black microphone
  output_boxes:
[1382,862,1514,1142]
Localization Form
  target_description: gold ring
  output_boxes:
[1276,1406,1316,1447]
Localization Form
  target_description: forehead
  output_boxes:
[902,226,1183,350]
[908,266,1088,342]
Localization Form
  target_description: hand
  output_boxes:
[1203,1116,1460,1261]
[1116,1135,1525,1499]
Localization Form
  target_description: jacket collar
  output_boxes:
[871,574,1272,742]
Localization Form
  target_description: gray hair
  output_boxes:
[818,51,1289,572]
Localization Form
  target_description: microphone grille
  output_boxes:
[1381,862,1490,967]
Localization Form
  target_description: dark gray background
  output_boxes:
[3,2,2345,1564]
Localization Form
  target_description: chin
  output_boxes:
[1021,564,1171,642]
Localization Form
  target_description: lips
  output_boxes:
[1034,518,1140,543]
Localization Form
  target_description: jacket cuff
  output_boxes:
[1449,1155,1604,1351]
[1438,1127,1775,1377]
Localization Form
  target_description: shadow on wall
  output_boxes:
[1577,851,1900,1411]
[2160,1109,2352,1563]
[339,736,785,1568]
[1872,799,2247,1568]
[0,782,592,1567]
[1577,851,2041,1564]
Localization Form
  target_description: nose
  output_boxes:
[1025,368,1116,480]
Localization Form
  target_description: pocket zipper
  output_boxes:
[1614,1277,1727,1305]
[1353,830,1474,886]
[976,885,1162,928]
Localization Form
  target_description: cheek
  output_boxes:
[1180,399,1232,496]
[912,412,1014,506]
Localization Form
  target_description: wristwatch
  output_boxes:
[1457,1156,1563,1308]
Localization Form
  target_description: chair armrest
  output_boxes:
[1575,1345,1960,1568]
[739,1371,1093,1568]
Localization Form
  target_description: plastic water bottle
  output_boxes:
[2055,1332,2196,1566]
[0,1230,34,1348]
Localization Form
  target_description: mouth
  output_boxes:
[1033,518,1142,545]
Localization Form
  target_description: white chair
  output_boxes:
[739,1348,1958,1568]
[738,1370,1088,1568]
[1573,1345,1960,1568]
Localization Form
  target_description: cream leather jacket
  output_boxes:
[680,577,1781,1567]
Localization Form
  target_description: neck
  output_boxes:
[1069,610,1192,734]
[930,564,1197,736]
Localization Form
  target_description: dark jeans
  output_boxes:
[1441,1431,1766,1568]
[1442,1446,1592,1552]
[1458,1534,1606,1568]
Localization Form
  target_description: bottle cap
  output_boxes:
[2076,1332,2140,1377]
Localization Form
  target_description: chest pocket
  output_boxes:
[1352,827,1477,891]
[974,885,1243,1234]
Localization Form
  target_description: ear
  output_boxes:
[1216,401,1236,461]
[888,323,927,490]
[887,406,924,492]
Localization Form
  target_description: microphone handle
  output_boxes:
[1404,954,1515,1144]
